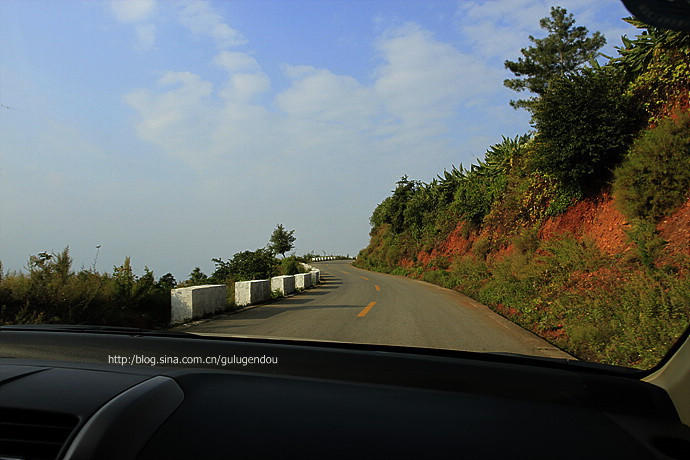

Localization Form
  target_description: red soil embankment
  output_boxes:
[415,221,476,266]
[658,199,690,259]
[407,194,689,270]
[539,193,631,255]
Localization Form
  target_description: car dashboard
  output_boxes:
[0,329,689,459]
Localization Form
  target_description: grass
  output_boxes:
[357,231,690,369]
[0,250,171,328]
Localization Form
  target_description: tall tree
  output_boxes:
[504,6,606,110]
[268,224,296,258]
[188,267,208,285]
[156,273,177,291]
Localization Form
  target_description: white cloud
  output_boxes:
[375,23,498,127]
[214,51,260,72]
[110,0,157,50]
[277,66,378,125]
[125,72,215,159]
[220,72,270,101]
[214,51,270,101]
[124,22,502,185]
[178,0,247,48]
[135,24,156,50]
[455,0,637,61]
[110,0,156,23]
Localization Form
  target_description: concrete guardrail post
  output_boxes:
[295,272,312,289]
[235,279,271,307]
[271,275,295,296]
[170,284,227,325]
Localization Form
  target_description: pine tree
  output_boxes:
[269,224,296,258]
[504,6,606,110]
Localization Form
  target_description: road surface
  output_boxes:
[176,260,571,359]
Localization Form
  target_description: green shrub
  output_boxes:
[531,67,646,193]
[478,251,537,313]
[513,227,540,255]
[226,282,235,308]
[617,18,690,123]
[183,267,208,286]
[561,265,690,368]
[390,267,411,276]
[624,219,668,269]
[212,248,278,282]
[536,237,606,276]
[279,256,301,276]
[449,257,489,297]
[545,184,582,216]
[0,248,171,328]
[428,256,450,270]
[471,237,492,260]
[421,269,456,289]
[452,176,494,226]
[614,112,690,222]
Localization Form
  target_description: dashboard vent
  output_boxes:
[0,408,78,460]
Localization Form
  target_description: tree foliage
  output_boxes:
[504,6,605,110]
[212,249,278,282]
[279,256,302,276]
[368,134,533,243]
[187,267,208,285]
[156,273,177,291]
[614,111,690,222]
[1,248,171,327]
[530,67,646,193]
[268,224,296,258]
[614,17,690,122]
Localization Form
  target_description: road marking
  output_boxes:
[357,301,376,317]
[375,285,380,291]
[359,276,369,281]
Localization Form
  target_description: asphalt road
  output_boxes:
[177,260,571,359]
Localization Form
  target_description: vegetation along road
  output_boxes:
[178,260,571,359]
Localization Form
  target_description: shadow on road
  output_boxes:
[190,303,361,327]
[180,277,346,330]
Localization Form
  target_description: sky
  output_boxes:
[0,0,638,280]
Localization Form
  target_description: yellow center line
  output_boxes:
[357,301,376,317]
[375,285,381,291]
[359,276,369,281]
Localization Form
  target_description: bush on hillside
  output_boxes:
[0,248,171,327]
[211,249,278,282]
[624,219,668,270]
[451,174,500,226]
[513,227,540,254]
[614,111,690,222]
[531,67,646,193]
[615,18,690,123]
[449,257,489,297]
[279,256,302,276]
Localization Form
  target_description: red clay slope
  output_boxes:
[411,193,689,265]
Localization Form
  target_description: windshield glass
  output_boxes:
[1,0,688,371]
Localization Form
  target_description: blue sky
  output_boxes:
[0,0,637,280]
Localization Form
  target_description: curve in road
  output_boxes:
[178,260,571,360]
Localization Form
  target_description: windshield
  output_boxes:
[1,0,688,371]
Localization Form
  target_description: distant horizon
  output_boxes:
[0,0,637,280]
